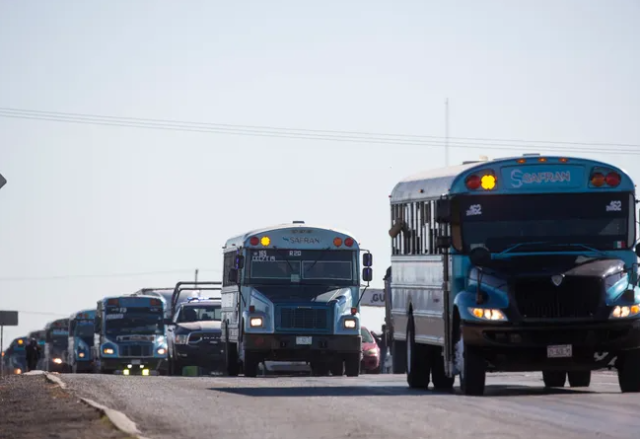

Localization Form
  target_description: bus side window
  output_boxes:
[223,252,237,287]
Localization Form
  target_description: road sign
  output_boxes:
[0,173,6,191]
[359,288,385,307]
[0,311,18,326]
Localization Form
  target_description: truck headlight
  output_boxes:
[53,358,63,364]
[610,305,640,319]
[103,348,114,355]
[157,348,166,355]
[343,318,356,329]
[469,308,506,321]
[78,352,85,358]
[250,317,263,327]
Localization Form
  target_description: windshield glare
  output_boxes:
[247,249,356,285]
[361,328,374,343]
[458,192,632,253]
[178,306,222,322]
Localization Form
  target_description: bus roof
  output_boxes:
[391,155,635,203]
[44,318,69,331]
[100,294,164,303]
[223,222,359,250]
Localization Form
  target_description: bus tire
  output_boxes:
[567,370,591,388]
[344,353,360,377]
[456,324,486,396]
[406,316,430,389]
[617,349,640,393]
[430,345,454,391]
[543,371,566,388]
[224,325,239,377]
[243,353,260,377]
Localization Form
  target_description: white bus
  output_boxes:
[220,221,373,377]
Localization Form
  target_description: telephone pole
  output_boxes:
[445,98,450,167]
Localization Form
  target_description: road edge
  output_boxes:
[43,372,150,439]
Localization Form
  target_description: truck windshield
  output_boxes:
[246,249,356,286]
[458,192,633,253]
[177,306,222,322]
[51,335,68,348]
[105,314,164,335]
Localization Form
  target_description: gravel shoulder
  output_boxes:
[0,373,133,439]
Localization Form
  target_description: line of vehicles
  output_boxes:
[4,153,640,396]
[3,222,380,377]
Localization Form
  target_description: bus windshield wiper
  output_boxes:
[271,247,297,275]
[304,247,332,274]
[497,241,553,255]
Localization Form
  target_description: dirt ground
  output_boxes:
[0,373,133,439]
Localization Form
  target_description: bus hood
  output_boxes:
[176,321,222,332]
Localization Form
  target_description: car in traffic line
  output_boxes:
[360,326,380,374]
[167,297,224,376]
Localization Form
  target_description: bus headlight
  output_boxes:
[250,317,263,327]
[78,352,85,358]
[610,305,640,319]
[469,308,506,321]
[343,318,357,329]
[157,348,166,355]
[103,348,114,355]
[53,358,63,364]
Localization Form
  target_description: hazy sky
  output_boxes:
[0,0,639,343]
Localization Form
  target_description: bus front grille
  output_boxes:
[120,343,153,357]
[513,277,602,320]
[277,307,330,333]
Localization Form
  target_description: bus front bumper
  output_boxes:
[462,318,640,371]
[243,333,361,362]
[100,357,167,372]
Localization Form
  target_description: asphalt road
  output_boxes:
[59,372,640,439]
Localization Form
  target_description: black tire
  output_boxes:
[456,324,486,396]
[224,325,240,377]
[567,370,591,388]
[329,360,344,376]
[430,345,455,391]
[617,349,640,393]
[345,353,360,377]
[392,340,407,374]
[243,352,260,377]
[406,316,430,389]
[543,371,567,388]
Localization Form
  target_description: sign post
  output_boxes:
[0,311,19,376]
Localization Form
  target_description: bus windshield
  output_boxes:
[246,249,356,285]
[74,321,94,340]
[458,192,633,253]
[105,313,164,335]
[177,305,222,323]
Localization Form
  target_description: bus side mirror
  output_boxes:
[235,255,245,270]
[228,268,239,283]
[363,253,373,267]
[635,243,640,258]
[362,267,373,282]
[435,198,451,224]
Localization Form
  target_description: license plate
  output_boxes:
[296,336,312,345]
[547,344,572,358]
[131,359,141,365]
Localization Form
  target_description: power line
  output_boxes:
[0,268,220,282]
[1,107,639,155]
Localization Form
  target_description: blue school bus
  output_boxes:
[68,309,96,373]
[4,337,27,374]
[44,319,70,373]
[93,295,168,375]
[388,154,640,395]
[221,221,373,377]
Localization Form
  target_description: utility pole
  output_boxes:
[195,269,199,284]
[445,98,450,167]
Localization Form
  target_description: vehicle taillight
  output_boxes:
[590,172,605,187]
[465,175,481,190]
[605,172,621,187]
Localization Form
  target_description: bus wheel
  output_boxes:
[406,316,430,389]
[329,360,344,376]
[455,324,486,395]
[542,371,566,388]
[430,346,454,391]
[243,353,260,377]
[617,349,640,392]
[224,328,239,377]
[567,370,591,388]
[344,353,360,377]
